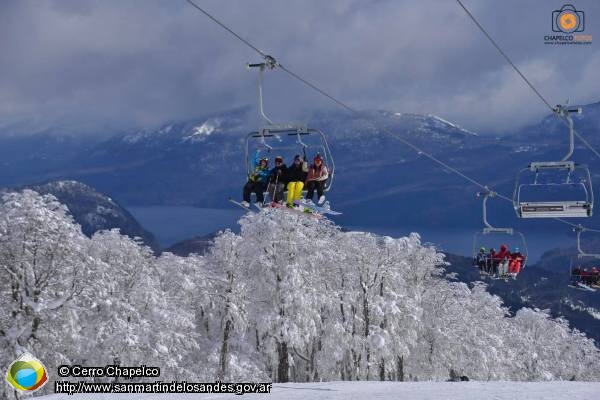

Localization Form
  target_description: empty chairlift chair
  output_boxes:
[513,105,593,218]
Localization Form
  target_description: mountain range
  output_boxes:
[2,102,600,260]
[2,102,599,227]
[6,180,160,252]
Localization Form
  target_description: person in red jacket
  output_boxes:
[581,268,592,285]
[508,249,524,278]
[591,267,600,286]
[494,244,510,276]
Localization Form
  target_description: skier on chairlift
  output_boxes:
[571,266,582,285]
[242,150,270,208]
[591,267,600,286]
[580,268,593,285]
[267,155,287,203]
[285,154,308,207]
[508,248,524,278]
[474,247,487,270]
[305,154,329,206]
[493,244,511,276]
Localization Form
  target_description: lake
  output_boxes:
[127,206,572,263]
[127,206,243,247]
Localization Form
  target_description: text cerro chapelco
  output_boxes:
[58,365,160,379]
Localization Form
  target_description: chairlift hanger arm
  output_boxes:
[477,189,513,233]
[297,131,308,152]
[574,225,600,258]
[247,55,279,126]
[553,104,581,162]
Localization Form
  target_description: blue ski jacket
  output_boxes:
[248,151,270,183]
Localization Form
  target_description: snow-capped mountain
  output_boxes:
[23,180,160,252]
[164,232,216,256]
[1,101,600,230]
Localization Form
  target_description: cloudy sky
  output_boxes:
[1,0,599,134]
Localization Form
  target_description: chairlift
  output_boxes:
[472,189,528,279]
[244,57,335,192]
[514,105,593,218]
[568,225,600,290]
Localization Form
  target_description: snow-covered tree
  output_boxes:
[0,192,89,363]
[0,191,92,399]
[509,308,600,381]
[2,190,600,399]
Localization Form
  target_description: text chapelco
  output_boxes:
[58,365,161,379]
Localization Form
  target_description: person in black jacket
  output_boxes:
[267,155,287,203]
[571,266,582,285]
[285,154,308,207]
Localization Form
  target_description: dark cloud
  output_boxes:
[1,0,599,134]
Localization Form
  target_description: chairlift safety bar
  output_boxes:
[529,161,575,172]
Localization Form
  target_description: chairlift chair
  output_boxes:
[513,105,593,218]
[245,125,335,192]
[244,57,335,193]
[569,225,600,290]
[472,190,528,278]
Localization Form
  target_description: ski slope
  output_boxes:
[40,381,599,400]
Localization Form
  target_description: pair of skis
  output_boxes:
[569,281,598,292]
[228,197,341,217]
[293,199,341,215]
[268,201,325,219]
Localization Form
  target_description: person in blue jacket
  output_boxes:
[242,151,270,207]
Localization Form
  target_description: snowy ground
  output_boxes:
[40,381,600,400]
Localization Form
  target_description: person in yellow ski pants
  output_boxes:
[285,154,308,207]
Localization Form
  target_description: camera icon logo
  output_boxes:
[552,4,585,33]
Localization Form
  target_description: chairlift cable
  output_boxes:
[455,0,555,113]
[279,70,498,192]
[573,129,600,161]
[185,0,599,233]
[554,217,582,229]
[456,0,600,163]
[185,0,267,58]
[184,2,493,193]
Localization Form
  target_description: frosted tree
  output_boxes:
[508,308,600,380]
[410,280,513,380]
[0,191,96,400]
[2,188,600,394]
[74,229,201,381]
[201,229,267,381]
[333,232,445,381]
[234,212,341,382]
[0,191,89,364]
